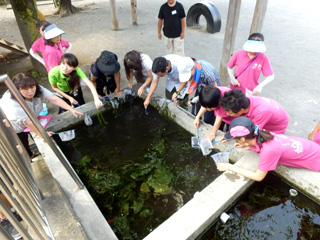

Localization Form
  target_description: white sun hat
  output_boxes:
[44,24,65,40]
[243,40,266,53]
[178,57,195,82]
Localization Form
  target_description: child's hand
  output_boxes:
[114,88,123,96]
[217,163,232,172]
[68,97,78,105]
[138,86,144,97]
[95,99,103,109]
[193,118,200,128]
[144,99,150,109]
[233,80,240,87]
[205,132,216,142]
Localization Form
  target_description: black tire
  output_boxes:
[186,1,221,34]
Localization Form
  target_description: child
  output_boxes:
[49,53,102,109]
[308,121,320,145]
[193,86,234,140]
[90,51,122,97]
[217,117,320,181]
[124,50,155,96]
[29,21,51,66]
[172,58,221,125]
[220,90,289,136]
[43,24,72,72]
[227,32,274,94]
[158,0,186,56]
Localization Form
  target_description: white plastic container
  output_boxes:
[220,212,230,223]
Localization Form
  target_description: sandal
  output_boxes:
[30,152,40,162]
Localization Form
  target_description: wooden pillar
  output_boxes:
[219,0,242,86]
[109,0,119,30]
[10,0,47,73]
[131,0,137,25]
[250,0,269,34]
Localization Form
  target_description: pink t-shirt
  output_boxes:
[252,133,320,172]
[227,50,273,93]
[43,39,70,72]
[214,86,234,124]
[31,37,46,54]
[245,96,289,134]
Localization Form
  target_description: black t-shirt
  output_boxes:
[158,1,185,38]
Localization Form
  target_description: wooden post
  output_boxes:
[250,0,269,34]
[10,0,47,73]
[219,0,242,86]
[109,0,119,30]
[131,0,137,25]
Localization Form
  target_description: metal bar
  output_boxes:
[0,117,43,211]
[1,74,84,189]
[0,142,44,224]
[0,126,42,209]
[0,182,47,240]
[0,194,32,240]
[0,223,14,240]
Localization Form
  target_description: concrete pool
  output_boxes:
[34,93,320,239]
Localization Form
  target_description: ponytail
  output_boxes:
[68,71,80,94]
[256,129,274,147]
[234,122,274,147]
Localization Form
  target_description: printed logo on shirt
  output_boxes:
[275,135,303,154]
[290,139,303,153]
[252,63,262,70]
[171,10,177,15]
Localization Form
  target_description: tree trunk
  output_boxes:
[56,0,78,17]
[10,0,46,73]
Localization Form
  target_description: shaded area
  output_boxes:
[198,173,320,240]
[55,97,221,239]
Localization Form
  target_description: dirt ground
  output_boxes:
[1,0,320,138]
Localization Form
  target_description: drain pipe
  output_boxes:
[0,74,84,189]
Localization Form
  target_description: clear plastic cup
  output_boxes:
[210,152,230,165]
[199,137,213,155]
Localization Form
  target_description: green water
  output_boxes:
[198,173,320,240]
[55,97,221,239]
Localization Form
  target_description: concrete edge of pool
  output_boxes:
[33,95,320,240]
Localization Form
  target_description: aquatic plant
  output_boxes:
[96,109,108,125]
[59,98,220,239]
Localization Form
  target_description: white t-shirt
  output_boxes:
[153,54,188,94]
[0,86,53,133]
[140,53,154,77]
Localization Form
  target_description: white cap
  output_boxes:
[178,57,194,82]
[243,40,266,53]
[44,24,65,40]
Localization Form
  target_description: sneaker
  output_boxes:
[1,219,22,240]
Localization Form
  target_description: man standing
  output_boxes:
[158,0,186,56]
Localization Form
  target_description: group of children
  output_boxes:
[2,17,320,184]
[120,31,320,182]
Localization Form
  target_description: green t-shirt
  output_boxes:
[49,65,87,92]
